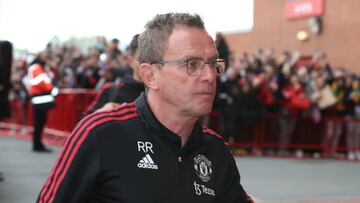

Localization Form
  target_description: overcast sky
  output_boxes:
[0,0,253,52]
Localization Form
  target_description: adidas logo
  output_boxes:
[137,154,158,170]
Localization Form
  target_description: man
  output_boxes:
[215,32,230,69]
[28,52,57,152]
[37,13,253,203]
[83,34,144,115]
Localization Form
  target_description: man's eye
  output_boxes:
[187,60,199,68]
[186,60,200,73]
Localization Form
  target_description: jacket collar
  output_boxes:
[135,92,203,153]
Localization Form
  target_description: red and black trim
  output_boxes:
[84,82,125,113]
[202,126,254,202]
[202,125,230,146]
[38,102,137,203]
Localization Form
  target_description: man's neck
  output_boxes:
[147,92,197,147]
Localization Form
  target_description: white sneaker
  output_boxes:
[348,152,356,161]
[295,150,303,158]
[20,128,28,134]
[356,152,360,160]
[313,152,321,159]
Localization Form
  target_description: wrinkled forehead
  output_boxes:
[164,26,217,59]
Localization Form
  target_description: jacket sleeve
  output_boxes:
[37,130,101,203]
[83,83,113,117]
[216,151,254,203]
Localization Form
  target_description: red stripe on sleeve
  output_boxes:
[201,126,230,146]
[84,82,113,113]
[39,102,136,203]
[49,113,138,203]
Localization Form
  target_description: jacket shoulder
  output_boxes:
[79,102,138,135]
[201,125,230,147]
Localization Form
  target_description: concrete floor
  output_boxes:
[1,135,360,203]
[236,157,360,202]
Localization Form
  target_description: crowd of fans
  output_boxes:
[11,36,128,90]
[214,46,360,160]
[7,35,360,160]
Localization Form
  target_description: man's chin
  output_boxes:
[197,105,213,116]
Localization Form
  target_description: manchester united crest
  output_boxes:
[194,154,212,182]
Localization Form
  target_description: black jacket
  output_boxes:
[84,76,144,116]
[37,93,253,203]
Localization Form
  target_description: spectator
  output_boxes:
[327,71,347,156]
[107,38,122,59]
[310,71,336,155]
[218,66,242,142]
[83,34,144,115]
[279,74,310,154]
[76,55,100,89]
[95,36,107,53]
[215,32,230,69]
[344,74,360,160]
[237,79,265,145]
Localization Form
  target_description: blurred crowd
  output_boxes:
[7,34,360,159]
[214,36,360,159]
[216,48,359,130]
[11,36,130,91]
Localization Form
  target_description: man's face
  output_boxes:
[154,26,218,118]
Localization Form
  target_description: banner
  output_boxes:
[285,0,324,19]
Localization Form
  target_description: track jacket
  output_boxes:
[37,93,253,203]
[84,76,144,116]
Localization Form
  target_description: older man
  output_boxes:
[37,13,253,203]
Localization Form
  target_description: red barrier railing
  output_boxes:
[206,111,360,159]
[3,90,360,160]
[7,89,96,135]
[46,89,96,132]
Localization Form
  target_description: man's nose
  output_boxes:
[201,64,217,82]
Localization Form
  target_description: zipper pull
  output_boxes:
[178,156,182,163]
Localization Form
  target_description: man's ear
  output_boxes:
[139,63,159,90]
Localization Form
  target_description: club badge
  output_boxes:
[194,154,212,182]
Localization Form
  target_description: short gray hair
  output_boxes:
[138,13,205,64]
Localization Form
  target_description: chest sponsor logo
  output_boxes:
[194,181,215,197]
[137,154,158,170]
[194,154,212,182]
